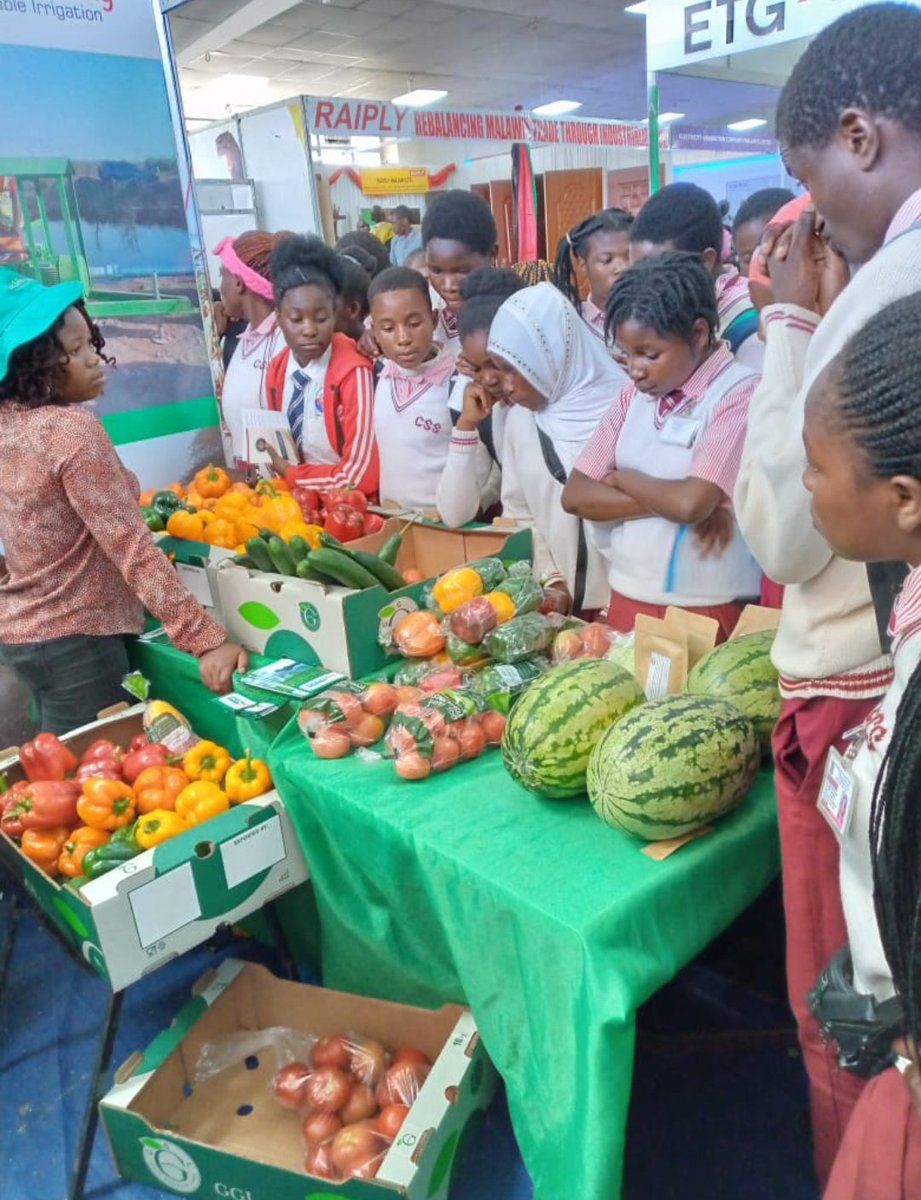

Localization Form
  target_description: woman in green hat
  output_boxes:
[0,268,248,732]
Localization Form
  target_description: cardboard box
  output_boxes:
[0,709,309,992]
[214,521,532,677]
[101,959,498,1199]
[154,534,237,616]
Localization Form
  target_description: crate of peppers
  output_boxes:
[0,703,309,991]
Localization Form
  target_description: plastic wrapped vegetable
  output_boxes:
[449,596,498,644]
[431,567,484,614]
[393,655,451,687]
[298,681,400,758]
[496,575,544,615]
[551,622,618,663]
[386,689,494,780]
[464,557,508,590]
[465,657,550,713]
[483,612,553,663]
[484,591,516,624]
[445,632,490,669]
[392,611,446,658]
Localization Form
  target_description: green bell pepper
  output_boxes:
[82,824,142,879]
[151,490,183,519]
[141,506,165,532]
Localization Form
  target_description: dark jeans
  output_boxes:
[0,634,130,735]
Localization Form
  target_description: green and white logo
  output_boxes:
[140,1138,201,1194]
[299,601,321,632]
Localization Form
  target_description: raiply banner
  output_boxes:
[0,0,223,486]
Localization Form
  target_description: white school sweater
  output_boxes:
[435,375,503,528]
[501,404,608,610]
[734,198,921,696]
[374,350,455,511]
[220,313,285,464]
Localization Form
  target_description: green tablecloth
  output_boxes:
[268,718,780,1200]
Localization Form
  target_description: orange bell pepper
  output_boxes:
[166,481,186,499]
[214,492,249,518]
[175,781,229,827]
[185,491,205,511]
[193,465,231,499]
[166,509,205,541]
[21,826,70,876]
[202,517,239,550]
[133,765,188,815]
[58,826,110,878]
[77,778,137,831]
[139,487,158,507]
[183,740,232,784]
[256,478,289,497]
[228,481,255,497]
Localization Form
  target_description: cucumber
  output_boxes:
[257,528,276,541]
[377,531,403,566]
[296,558,336,584]
[245,536,275,573]
[267,536,297,576]
[288,535,311,564]
[341,548,405,592]
[319,531,347,551]
[307,548,379,590]
[233,554,257,569]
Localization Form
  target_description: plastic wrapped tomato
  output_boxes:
[299,681,399,758]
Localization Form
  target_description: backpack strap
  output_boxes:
[722,307,760,355]
[867,562,911,653]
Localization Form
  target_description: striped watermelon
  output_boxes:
[501,659,644,798]
[587,694,760,840]
[686,631,779,757]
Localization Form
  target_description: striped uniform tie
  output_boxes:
[287,368,309,449]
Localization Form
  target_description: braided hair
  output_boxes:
[513,259,554,286]
[604,252,718,346]
[455,266,527,341]
[828,291,921,1054]
[552,208,634,307]
[0,301,111,408]
[270,234,345,305]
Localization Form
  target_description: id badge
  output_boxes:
[660,416,700,448]
[817,747,857,839]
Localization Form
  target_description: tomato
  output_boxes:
[431,736,460,772]
[272,1062,310,1110]
[323,690,364,728]
[376,1103,410,1138]
[393,1046,431,1067]
[478,710,507,746]
[419,666,463,694]
[361,682,399,718]
[304,1066,352,1113]
[581,622,612,658]
[394,752,432,781]
[340,1082,377,1125]
[349,1037,388,1087]
[350,713,385,748]
[329,1123,384,1177]
[313,1033,353,1071]
[392,685,423,706]
[458,721,488,761]
[302,1110,343,1147]
[324,504,366,543]
[304,1142,336,1180]
[402,567,424,584]
[310,728,353,759]
[363,513,385,534]
[325,487,368,516]
[376,1060,431,1108]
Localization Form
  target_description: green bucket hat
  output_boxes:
[0,267,84,383]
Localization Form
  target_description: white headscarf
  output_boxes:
[487,283,625,470]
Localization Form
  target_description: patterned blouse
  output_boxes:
[0,402,226,655]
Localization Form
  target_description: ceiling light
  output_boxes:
[642,112,685,125]
[625,2,648,14]
[533,100,582,116]
[391,89,447,107]
[727,118,768,131]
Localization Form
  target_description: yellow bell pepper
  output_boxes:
[185,491,205,511]
[183,739,232,783]
[136,808,187,848]
[261,495,301,529]
[214,492,250,520]
[484,590,516,624]
[166,509,205,540]
[224,751,273,803]
[302,524,325,550]
[202,517,239,549]
[432,567,484,614]
[256,477,289,496]
[279,519,312,542]
[175,781,229,827]
[234,520,261,544]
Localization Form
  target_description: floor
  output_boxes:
[0,879,820,1200]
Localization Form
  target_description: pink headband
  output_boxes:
[213,237,275,301]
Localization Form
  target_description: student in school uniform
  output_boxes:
[799,293,921,1200]
[487,282,623,615]
[368,266,460,513]
[630,183,764,373]
[552,207,634,351]
[389,206,423,267]
[421,189,498,363]
[437,266,528,527]
[562,252,761,641]
[262,235,377,497]
[213,231,288,466]
[732,8,921,1183]
[731,188,796,280]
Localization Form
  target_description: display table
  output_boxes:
[268,719,780,1200]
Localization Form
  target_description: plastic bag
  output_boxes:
[496,575,544,615]
[445,631,491,668]
[483,611,553,663]
[551,621,619,663]
[386,689,495,780]
[195,1026,317,1086]
[298,681,400,758]
[392,610,447,658]
[393,656,463,693]
[506,559,533,580]
[465,657,549,713]
[449,595,498,644]
[305,1123,393,1184]
[431,567,484,614]
[464,556,508,589]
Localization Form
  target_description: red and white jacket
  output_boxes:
[265,332,379,496]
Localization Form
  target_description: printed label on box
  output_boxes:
[129,862,201,948]
[220,815,286,889]
[175,564,215,608]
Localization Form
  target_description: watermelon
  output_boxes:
[587,694,760,840]
[501,659,644,798]
[686,631,780,756]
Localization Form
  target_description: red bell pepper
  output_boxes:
[363,513,385,535]
[128,733,150,752]
[20,732,78,782]
[81,738,123,766]
[325,503,366,543]
[325,486,368,516]
[294,486,322,521]
[75,756,124,783]
[121,742,171,785]
[8,780,80,831]
[1,781,32,839]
